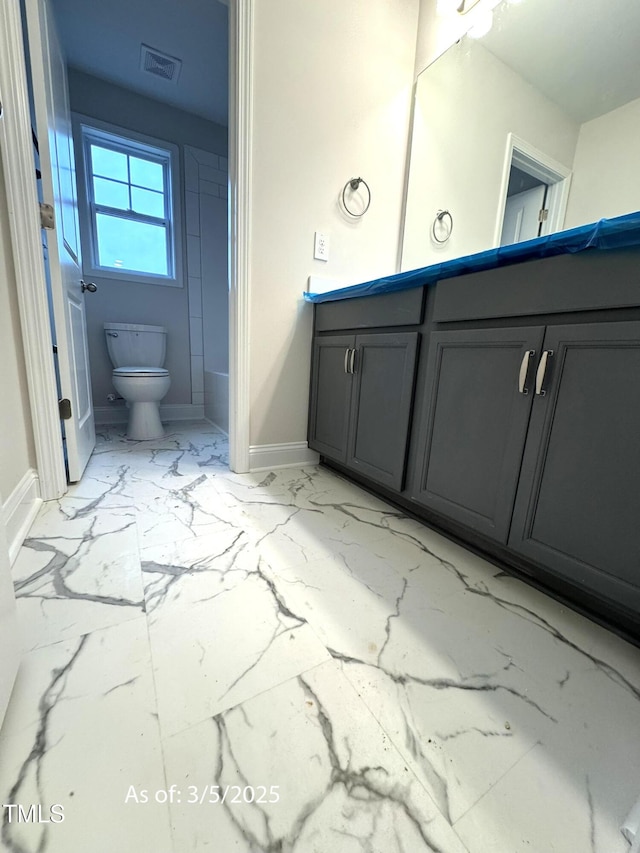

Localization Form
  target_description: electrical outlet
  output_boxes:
[314,231,330,261]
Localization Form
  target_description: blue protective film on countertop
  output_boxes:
[303,211,640,304]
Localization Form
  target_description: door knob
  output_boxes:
[81,280,97,293]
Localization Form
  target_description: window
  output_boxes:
[74,118,182,286]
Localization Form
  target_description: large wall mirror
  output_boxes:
[401,0,640,272]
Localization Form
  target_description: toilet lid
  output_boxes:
[113,366,169,378]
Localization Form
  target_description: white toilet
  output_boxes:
[104,322,171,440]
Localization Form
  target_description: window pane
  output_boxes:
[95,213,168,276]
[91,145,128,182]
[130,157,164,191]
[131,187,164,218]
[93,177,129,210]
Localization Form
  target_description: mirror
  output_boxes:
[401,0,640,271]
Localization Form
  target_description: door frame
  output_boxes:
[0,0,253,499]
[493,133,572,249]
[0,0,67,500]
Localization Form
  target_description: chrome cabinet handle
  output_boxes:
[349,348,356,374]
[518,350,535,394]
[535,350,553,396]
[81,280,97,293]
[344,348,350,374]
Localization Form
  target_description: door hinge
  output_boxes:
[538,208,549,223]
[40,202,55,229]
[58,398,72,420]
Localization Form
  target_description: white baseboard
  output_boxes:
[94,403,205,426]
[2,469,41,565]
[204,417,229,437]
[249,441,319,472]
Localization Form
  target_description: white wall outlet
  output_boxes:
[314,231,330,261]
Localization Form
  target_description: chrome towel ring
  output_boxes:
[432,209,453,243]
[342,177,371,217]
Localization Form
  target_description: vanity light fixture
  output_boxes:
[467,8,494,37]
[457,0,482,13]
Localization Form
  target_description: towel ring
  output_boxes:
[432,209,453,243]
[342,177,371,217]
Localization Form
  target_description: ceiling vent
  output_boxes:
[140,45,182,85]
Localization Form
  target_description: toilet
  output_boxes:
[104,322,171,440]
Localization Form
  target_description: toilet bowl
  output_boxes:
[104,323,171,440]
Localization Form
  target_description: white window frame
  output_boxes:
[72,114,183,288]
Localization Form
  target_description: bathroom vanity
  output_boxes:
[306,217,640,644]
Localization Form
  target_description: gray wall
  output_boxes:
[67,69,227,408]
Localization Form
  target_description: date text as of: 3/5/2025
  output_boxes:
[125,785,281,806]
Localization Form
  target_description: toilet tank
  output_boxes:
[104,323,167,368]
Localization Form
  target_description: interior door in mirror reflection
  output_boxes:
[500,184,546,246]
[402,0,640,272]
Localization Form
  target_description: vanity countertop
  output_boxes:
[303,211,640,304]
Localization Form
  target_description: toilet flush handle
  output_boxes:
[81,280,98,293]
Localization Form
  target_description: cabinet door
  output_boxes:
[309,335,354,461]
[509,321,640,612]
[413,326,545,542]
[346,332,419,491]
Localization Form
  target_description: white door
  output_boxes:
[500,184,546,247]
[25,0,95,482]
[0,492,20,729]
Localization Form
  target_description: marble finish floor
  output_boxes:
[1,421,639,852]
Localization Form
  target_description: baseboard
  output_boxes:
[204,417,229,437]
[2,468,41,565]
[248,441,320,472]
[94,403,205,426]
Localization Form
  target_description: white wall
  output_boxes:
[0,166,36,500]
[402,40,579,271]
[249,0,419,447]
[565,96,640,228]
[67,70,227,412]
[414,0,504,77]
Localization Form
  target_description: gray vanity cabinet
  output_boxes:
[412,326,545,542]
[508,320,640,612]
[308,335,353,461]
[309,332,419,491]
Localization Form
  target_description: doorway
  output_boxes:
[12,0,253,496]
[495,133,572,249]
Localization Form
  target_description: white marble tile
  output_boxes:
[0,618,172,853]
[5,420,640,853]
[142,533,331,736]
[133,488,233,549]
[163,659,469,853]
[11,498,143,651]
[454,739,635,853]
[328,550,640,835]
[254,543,408,665]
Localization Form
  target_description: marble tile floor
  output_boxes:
[1,420,639,852]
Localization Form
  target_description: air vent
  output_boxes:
[140,44,182,85]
